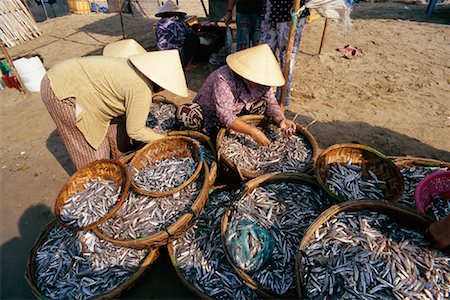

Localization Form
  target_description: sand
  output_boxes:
[0,1,449,298]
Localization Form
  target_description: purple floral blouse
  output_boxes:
[156,16,193,52]
[194,65,283,133]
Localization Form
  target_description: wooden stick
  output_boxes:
[199,0,208,17]
[279,0,301,110]
[118,0,125,38]
[319,18,329,55]
[1,42,28,93]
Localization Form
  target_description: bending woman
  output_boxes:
[41,39,188,170]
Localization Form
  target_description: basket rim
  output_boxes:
[390,155,450,169]
[414,170,450,214]
[53,159,131,231]
[314,143,404,203]
[129,136,203,197]
[25,220,160,300]
[294,199,432,299]
[220,173,321,299]
[92,162,210,249]
[216,115,319,181]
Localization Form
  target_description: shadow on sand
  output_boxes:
[46,130,76,175]
[0,204,54,299]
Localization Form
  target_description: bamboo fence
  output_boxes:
[0,0,41,48]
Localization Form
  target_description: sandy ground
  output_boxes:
[0,1,449,298]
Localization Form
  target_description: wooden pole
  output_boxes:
[118,0,125,38]
[1,42,28,93]
[199,0,208,17]
[318,18,329,55]
[279,0,301,110]
[21,0,35,23]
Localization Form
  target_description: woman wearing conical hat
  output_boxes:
[41,39,188,170]
[177,44,295,146]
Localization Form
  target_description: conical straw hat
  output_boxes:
[129,50,188,97]
[103,39,146,58]
[226,44,285,87]
[155,0,186,17]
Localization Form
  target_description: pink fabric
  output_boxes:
[193,65,283,133]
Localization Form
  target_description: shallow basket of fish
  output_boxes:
[391,155,449,210]
[146,96,178,133]
[216,115,319,181]
[221,173,334,298]
[295,199,450,299]
[92,162,210,249]
[315,144,404,202]
[130,136,203,197]
[25,221,159,300]
[168,130,218,186]
[54,159,131,231]
[168,185,261,299]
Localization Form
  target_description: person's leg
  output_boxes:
[259,8,278,52]
[40,75,110,170]
[274,18,306,106]
[236,13,251,50]
[106,117,136,159]
[250,14,261,47]
[182,31,200,68]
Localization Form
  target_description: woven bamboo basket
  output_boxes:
[93,162,210,249]
[221,172,323,299]
[67,0,91,14]
[167,185,243,299]
[294,200,432,299]
[390,155,450,169]
[25,220,160,300]
[130,136,203,197]
[54,159,130,231]
[315,144,404,202]
[168,130,218,186]
[216,115,320,181]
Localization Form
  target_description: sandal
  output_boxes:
[336,44,357,52]
[344,48,364,60]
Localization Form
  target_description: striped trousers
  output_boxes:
[40,75,133,170]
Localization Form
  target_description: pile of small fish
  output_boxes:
[133,157,197,193]
[428,196,450,220]
[397,167,448,208]
[326,162,385,200]
[146,102,177,133]
[199,144,215,170]
[302,210,450,299]
[227,182,333,297]
[59,179,121,228]
[98,176,202,240]
[173,189,259,299]
[34,224,147,300]
[222,125,311,175]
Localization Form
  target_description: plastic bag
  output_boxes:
[300,0,352,28]
[225,219,275,273]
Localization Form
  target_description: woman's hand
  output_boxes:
[251,129,271,146]
[279,119,296,136]
[224,11,232,25]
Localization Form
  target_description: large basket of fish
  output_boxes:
[26,220,159,300]
[92,162,210,249]
[129,136,203,197]
[146,95,178,133]
[167,185,262,299]
[216,115,319,181]
[391,155,449,212]
[295,200,450,299]
[220,173,334,298]
[54,159,131,231]
[315,144,404,202]
[168,130,218,186]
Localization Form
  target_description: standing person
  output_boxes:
[259,0,309,106]
[176,44,296,146]
[155,0,199,69]
[224,0,263,50]
[41,39,188,170]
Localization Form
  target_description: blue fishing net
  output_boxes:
[226,219,275,273]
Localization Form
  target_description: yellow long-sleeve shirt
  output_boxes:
[47,56,161,150]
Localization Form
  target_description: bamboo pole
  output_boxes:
[118,0,125,38]
[318,18,329,55]
[1,42,28,93]
[279,0,301,110]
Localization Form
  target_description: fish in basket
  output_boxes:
[146,99,178,133]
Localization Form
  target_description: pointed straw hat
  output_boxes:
[129,50,189,97]
[155,0,186,17]
[102,39,146,58]
[226,44,285,87]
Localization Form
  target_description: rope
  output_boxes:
[293,110,318,130]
